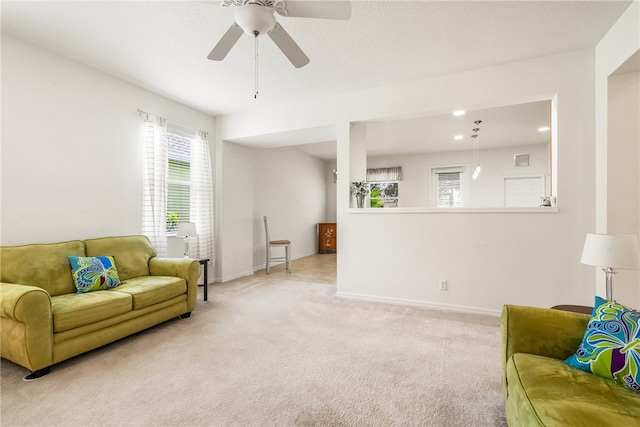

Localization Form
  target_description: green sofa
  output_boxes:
[501,304,640,426]
[0,235,200,379]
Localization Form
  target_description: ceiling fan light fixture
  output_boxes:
[209,0,350,72]
[235,4,276,36]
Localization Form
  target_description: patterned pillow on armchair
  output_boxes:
[565,296,640,393]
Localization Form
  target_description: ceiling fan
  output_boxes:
[207,0,352,68]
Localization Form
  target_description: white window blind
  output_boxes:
[167,132,192,233]
[431,165,468,208]
[436,171,461,207]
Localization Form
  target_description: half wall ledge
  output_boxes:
[348,207,560,214]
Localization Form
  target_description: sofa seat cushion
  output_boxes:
[51,291,132,333]
[113,276,186,310]
[506,352,640,426]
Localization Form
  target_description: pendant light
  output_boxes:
[471,120,482,180]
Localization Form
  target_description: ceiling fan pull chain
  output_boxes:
[254,32,259,99]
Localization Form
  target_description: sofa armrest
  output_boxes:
[0,282,54,371]
[501,305,590,362]
[148,258,200,312]
[501,304,590,398]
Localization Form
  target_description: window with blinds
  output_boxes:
[432,166,467,207]
[436,172,461,207]
[167,132,191,233]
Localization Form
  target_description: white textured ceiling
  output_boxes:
[1,1,632,159]
[1,0,631,118]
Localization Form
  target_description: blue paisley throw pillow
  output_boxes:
[68,256,121,293]
[565,296,640,393]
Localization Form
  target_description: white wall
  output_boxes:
[215,141,254,282]
[219,48,597,314]
[603,72,640,307]
[607,71,639,307]
[1,35,216,248]
[325,160,337,223]
[252,146,328,270]
[595,2,640,308]
[367,143,549,208]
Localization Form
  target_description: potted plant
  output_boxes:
[350,181,370,208]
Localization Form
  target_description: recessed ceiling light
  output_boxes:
[454,134,464,140]
[538,126,550,132]
[453,110,466,117]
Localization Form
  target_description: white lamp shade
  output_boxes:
[176,222,197,237]
[580,233,640,270]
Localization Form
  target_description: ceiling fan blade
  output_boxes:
[207,23,244,61]
[268,22,310,68]
[277,1,351,20]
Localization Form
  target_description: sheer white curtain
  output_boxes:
[141,115,169,256]
[190,131,214,264]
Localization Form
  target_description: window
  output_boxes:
[141,112,213,259]
[167,131,191,233]
[432,166,467,207]
[366,166,402,208]
[370,182,399,208]
[436,172,460,207]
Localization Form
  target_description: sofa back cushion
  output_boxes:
[0,240,85,296]
[83,235,156,281]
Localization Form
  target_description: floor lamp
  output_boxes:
[176,222,197,258]
[580,233,639,301]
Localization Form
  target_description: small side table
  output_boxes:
[198,259,210,301]
[318,223,337,253]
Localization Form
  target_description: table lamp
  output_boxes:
[176,222,197,258]
[580,233,639,301]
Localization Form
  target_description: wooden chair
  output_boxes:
[263,216,291,273]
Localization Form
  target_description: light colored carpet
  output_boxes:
[1,272,506,426]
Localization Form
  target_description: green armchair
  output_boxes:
[501,304,640,426]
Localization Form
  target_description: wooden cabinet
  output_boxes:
[318,223,337,253]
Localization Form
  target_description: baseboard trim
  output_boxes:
[215,270,254,283]
[335,291,501,317]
